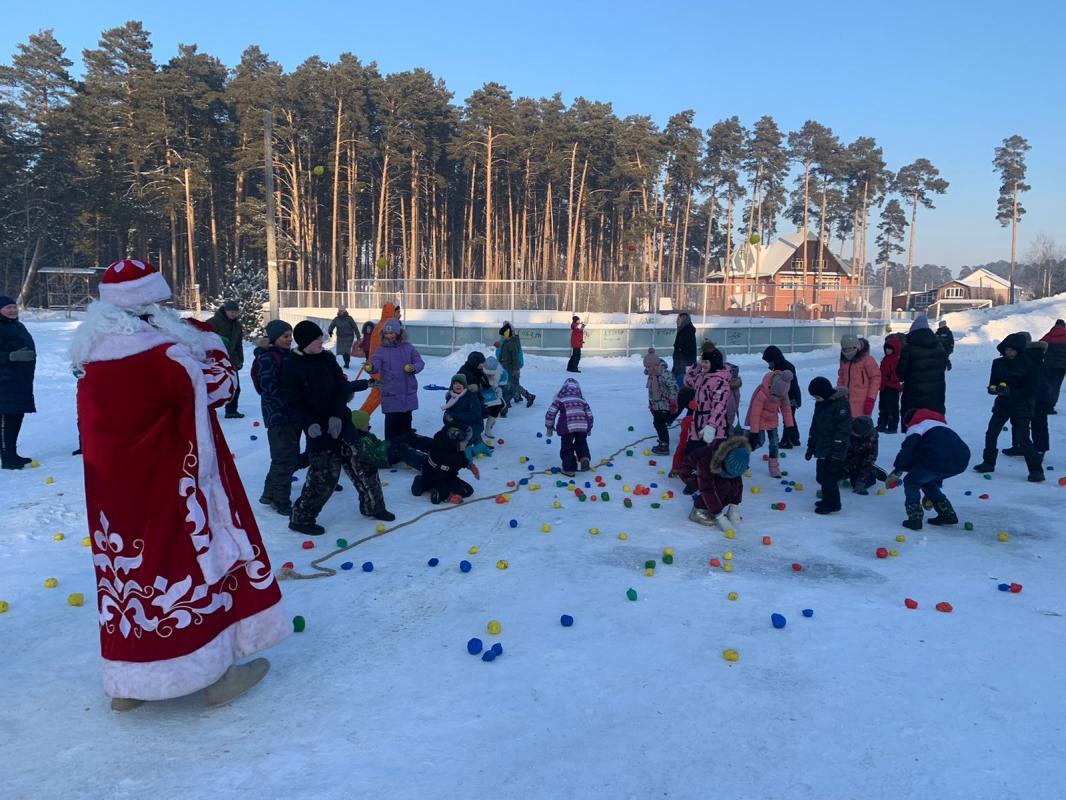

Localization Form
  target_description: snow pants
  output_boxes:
[262,422,301,505]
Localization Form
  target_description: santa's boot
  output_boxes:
[768,457,781,478]
[205,658,271,707]
[902,502,924,530]
[110,697,145,712]
[927,499,958,526]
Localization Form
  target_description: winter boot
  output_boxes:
[682,484,697,495]
[688,506,718,527]
[814,504,840,515]
[411,475,423,496]
[371,509,396,522]
[725,504,743,529]
[928,499,958,526]
[1027,471,1046,482]
[1001,447,1023,457]
[484,417,496,438]
[578,457,591,472]
[902,502,924,530]
[561,469,576,477]
[972,462,995,473]
[110,697,145,712]
[224,411,246,420]
[204,658,271,707]
[272,500,293,517]
[768,457,781,478]
[526,393,536,408]
[651,442,670,456]
[288,520,325,536]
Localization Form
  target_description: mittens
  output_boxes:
[307,423,322,438]
[327,416,342,438]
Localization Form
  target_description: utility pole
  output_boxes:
[263,110,279,319]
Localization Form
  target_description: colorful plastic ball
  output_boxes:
[727,592,739,601]
[487,620,501,635]
[904,598,919,609]
[895,534,906,543]
[997,532,1009,542]
[935,601,953,613]
[460,560,472,573]
[428,558,439,567]
[651,502,661,509]
[762,536,772,545]
[82,536,91,547]
[618,532,628,540]
[467,637,483,655]
[302,540,315,550]
[528,465,536,471]
[1009,583,1023,593]
[998,583,1010,592]
[541,523,551,533]
[281,561,294,570]
[509,519,519,528]
[376,523,386,533]
[722,649,740,662]
[250,435,258,441]
[626,588,638,601]
[791,563,803,572]
[964,522,974,531]
[751,486,761,495]
[722,563,733,573]
[876,547,888,559]
[481,650,497,662]
[662,554,673,564]
[53,532,64,542]
[67,593,85,607]
[965,490,973,496]
[536,432,543,438]
[496,560,509,569]
[44,578,58,588]
[293,615,306,632]
[771,613,786,629]
[724,529,736,540]
[626,450,634,457]
[628,425,634,431]
[336,537,348,548]
[361,562,374,572]
[560,614,574,627]
[0,600,8,613]
[802,608,814,618]
[340,562,354,570]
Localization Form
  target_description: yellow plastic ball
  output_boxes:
[727,591,739,601]
[724,529,736,539]
[623,485,631,493]
[44,578,58,589]
[723,563,734,573]
[376,524,386,533]
[889,549,900,557]
[794,483,804,491]
[0,600,9,613]
[67,593,84,607]
[997,532,1009,542]
[722,649,740,662]
[743,470,752,478]
[82,537,91,547]
[469,546,478,555]
[723,551,733,560]
[618,533,628,541]
[541,523,551,533]
[487,620,501,635]
[642,449,651,456]
[45,476,55,485]
[53,532,65,542]
[751,486,761,495]
[645,568,654,577]
[589,527,600,535]
[553,501,561,509]
[496,560,508,570]
[663,547,674,556]
[877,488,886,496]
[529,484,541,491]
[519,456,528,464]
[895,534,906,543]
[30,460,40,468]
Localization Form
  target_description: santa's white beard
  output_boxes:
[70,301,209,367]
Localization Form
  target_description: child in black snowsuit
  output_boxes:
[413,425,481,504]
[887,408,970,530]
[845,416,879,495]
[806,376,851,514]
[253,319,299,516]
[284,320,390,535]
[973,332,1043,481]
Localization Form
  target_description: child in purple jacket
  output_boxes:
[545,377,594,476]
[368,318,425,443]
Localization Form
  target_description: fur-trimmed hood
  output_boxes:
[709,435,751,476]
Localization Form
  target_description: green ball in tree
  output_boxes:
[375,257,388,271]
[748,233,761,245]
[313,166,325,176]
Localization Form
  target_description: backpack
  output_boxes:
[251,349,282,395]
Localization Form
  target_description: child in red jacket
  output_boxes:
[877,333,904,433]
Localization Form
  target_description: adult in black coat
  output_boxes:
[897,315,948,428]
[935,320,955,369]
[973,332,1042,481]
[671,312,697,385]
[761,345,802,447]
[0,295,36,469]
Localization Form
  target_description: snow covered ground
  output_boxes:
[4,298,1066,800]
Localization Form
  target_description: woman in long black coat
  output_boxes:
[0,295,37,469]
[671,312,697,386]
[897,315,948,430]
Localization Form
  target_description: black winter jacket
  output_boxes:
[893,422,970,476]
[422,428,472,486]
[252,344,296,428]
[0,315,36,414]
[209,308,245,369]
[672,321,697,375]
[283,349,360,448]
[761,345,802,409]
[935,326,955,356]
[1027,345,1051,408]
[845,431,878,480]
[987,333,1036,417]
[898,327,948,413]
[807,390,851,461]
[458,351,490,414]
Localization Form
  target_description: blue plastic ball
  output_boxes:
[545,439,552,444]
[340,562,353,570]
[536,432,543,438]
[519,478,529,485]
[584,482,591,488]
[460,560,472,573]
[998,583,1010,592]
[428,558,439,567]
[528,465,535,471]
[491,642,503,656]
[771,613,787,629]
[802,608,814,618]
[551,467,559,474]
[509,519,518,528]
[361,561,374,572]
[780,480,788,485]
[560,614,574,627]
[250,435,258,441]
[467,637,483,655]
[481,650,497,662]
[785,487,793,493]
[964,490,972,496]
[650,483,658,489]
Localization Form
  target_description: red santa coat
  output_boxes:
[75,310,289,700]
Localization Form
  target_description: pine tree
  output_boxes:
[993,135,1031,303]
[875,199,908,296]
[895,159,949,301]
[210,258,268,337]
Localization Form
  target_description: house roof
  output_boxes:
[958,268,1010,289]
[727,230,851,279]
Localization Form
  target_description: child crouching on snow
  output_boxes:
[687,435,751,528]
[886,409,970,530]
[545,377,594,476]
[644,348,678,455]
[442,374,492,458]
[341,410,394,521]
[744,365,794,478]
[412,424,481,504]
[845,416,879,495]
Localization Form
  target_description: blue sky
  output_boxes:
[3,0,1064,271]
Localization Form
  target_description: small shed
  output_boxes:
[39,266,106,310]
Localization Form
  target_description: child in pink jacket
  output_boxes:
[745,368,795,478]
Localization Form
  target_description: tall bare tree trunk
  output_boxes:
[702,191,717,273]
[815,178,828,306]
[679,191,693,282]
[725,194,734,275]
[1009,183,1019,303]
[183,167,199,310]
[859,179,870,285]
[484,125,494,279]
[656,177,669,283]
[410,149,420,282]
[375,151,390,265]
[330,97,343,291]
[346,143,357,283]
[565,143,578,283]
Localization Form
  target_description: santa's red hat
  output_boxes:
[99,258,172,307]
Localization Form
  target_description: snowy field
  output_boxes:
[4,297,1066,800]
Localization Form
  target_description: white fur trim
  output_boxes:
[102,599,290,701]
[906,419,946,437]
[166,345,255,584]
[99,270,172,307]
